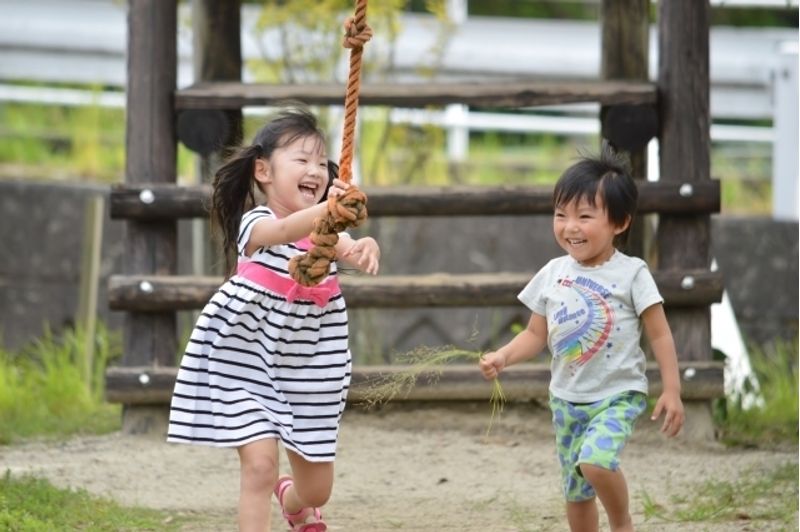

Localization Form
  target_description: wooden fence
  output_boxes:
[107,0,723,432]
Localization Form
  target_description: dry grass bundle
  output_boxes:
[357,345,506,435]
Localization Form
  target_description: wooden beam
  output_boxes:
[105,360,725,405]
[601,0,654,262]
[175,80,657,110]
[123,0,179,369]
[108,270,724,311]
[657,0,713,362]
[109,181,721,220]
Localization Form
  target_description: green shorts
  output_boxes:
[549,391,647,502]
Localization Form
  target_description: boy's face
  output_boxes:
[553,193,629,267]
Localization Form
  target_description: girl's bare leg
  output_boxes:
[279,449,335,514]
[237,438,279,532]
[567,498,599,532]
[580,464,635,532]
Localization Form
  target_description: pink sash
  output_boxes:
[236,261,340,308]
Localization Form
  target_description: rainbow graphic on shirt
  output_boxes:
[551,276,615,368]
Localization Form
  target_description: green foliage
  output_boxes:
[0,101,197,184]
[715,339,799,447]
[0,100,124,182]
[249,0,407,84]
[640,463,798,526]
[0,472,190,531]
[0,324,122,444]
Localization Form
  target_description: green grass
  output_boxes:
[0,472,192,531]
[0,324,122,444]
[640,463,798,527]
[715,339,799,448]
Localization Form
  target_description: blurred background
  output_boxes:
[0,0,796,441]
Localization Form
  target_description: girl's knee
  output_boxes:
[240,454,279,491]
[293,480,332,508]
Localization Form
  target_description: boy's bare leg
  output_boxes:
[567,498,599,532]
[580,464,635,532]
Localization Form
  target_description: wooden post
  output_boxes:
[77,194,105,392]
[600,0,652,260]
[122,0,178,434]
[657,0,714,440]
[190,0,243,277]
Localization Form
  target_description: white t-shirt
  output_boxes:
[518,250,663,403]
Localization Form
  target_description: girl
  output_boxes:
[479,143,684,532]
[168,107,380,532]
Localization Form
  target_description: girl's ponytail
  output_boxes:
[211,144,262,275]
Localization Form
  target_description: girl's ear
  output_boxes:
[253,158,271,185]
[614,214,633,235]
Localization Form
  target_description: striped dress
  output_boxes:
[167,206,351,462]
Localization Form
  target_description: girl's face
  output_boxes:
[255,134,328,217]
[553,193,629,267]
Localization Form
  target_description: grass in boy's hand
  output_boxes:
[358,345,507,436]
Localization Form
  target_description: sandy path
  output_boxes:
[1,403,795,531]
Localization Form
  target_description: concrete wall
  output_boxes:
[1,181,796,361]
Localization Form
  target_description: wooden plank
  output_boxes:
[175,79,657,110]
[105,360,725,405]
[109,180,721,220]
[657,0,713,362]
[108,270,724,311]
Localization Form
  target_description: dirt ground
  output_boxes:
[1,402,796,532]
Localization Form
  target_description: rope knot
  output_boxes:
[342,16,373,49]
[288,186,368,287]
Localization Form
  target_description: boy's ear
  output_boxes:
[614,215,632,235]
[253,158,271,184]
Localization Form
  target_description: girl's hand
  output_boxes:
[327,178,350,199]
[479,351,506,380]
[342,236,380,275]
[651,390,685,437]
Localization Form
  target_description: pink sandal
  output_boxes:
[274,475,327,532]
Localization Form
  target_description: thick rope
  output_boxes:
[289,0,372,286]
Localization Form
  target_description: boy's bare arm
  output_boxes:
[642,303,685,436]
[480,313,548,379]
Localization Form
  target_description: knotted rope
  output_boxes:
[289,0,372,287]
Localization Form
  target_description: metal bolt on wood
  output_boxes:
[139,280,154,293]
[139,189,155,204]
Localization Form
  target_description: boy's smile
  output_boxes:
[553,194,628,267]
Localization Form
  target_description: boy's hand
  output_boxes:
[342,236,380,275]
[651,390,685,437]
[479,351,506,380]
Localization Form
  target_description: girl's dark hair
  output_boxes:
[553,141,638,247]
[211,106,327,274]
[321,160,338,202]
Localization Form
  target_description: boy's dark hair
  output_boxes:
[553,141,638,247]
[211,106,327,274]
